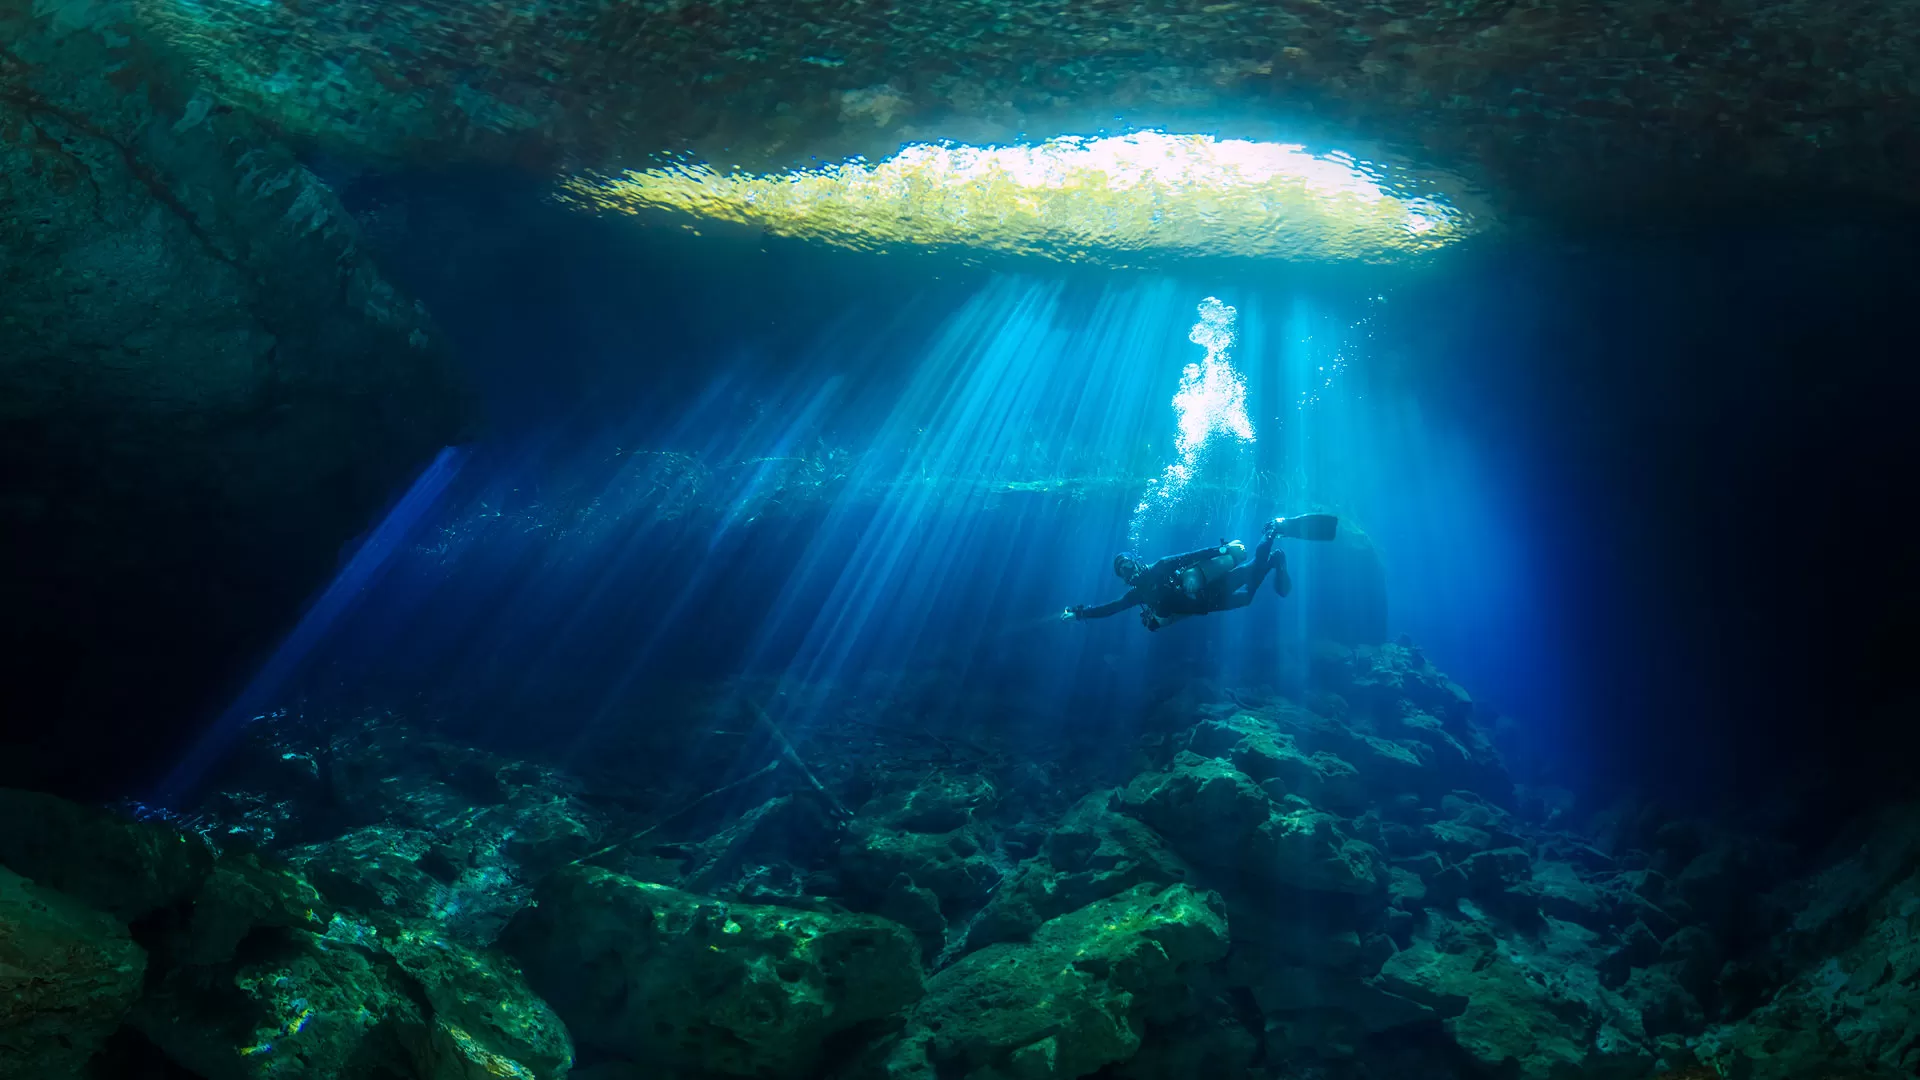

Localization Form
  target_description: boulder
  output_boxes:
[967,793,1194,950]
[132,927,426,1080]
[1112,994,1260,1080]
[1119,754,1382,897]
[841,771,1005,919]
[0,865,147,1079]
[1184,714,1367,812]
[1696,827,1920,1080]
[0,787,214,921]
[386,928,574,1080]
[881,883,1229,1080]
[502,866,923,1077]
[1375,910,1656,1080]
[178,851,333,966]
[842,822,1004,914]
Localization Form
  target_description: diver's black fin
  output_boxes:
[1272,514,1339,542]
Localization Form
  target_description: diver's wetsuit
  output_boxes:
[1074,534,1287,627]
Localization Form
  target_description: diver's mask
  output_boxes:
[1113,552,1144,584]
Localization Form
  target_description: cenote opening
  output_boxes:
[4,7,1919,1079]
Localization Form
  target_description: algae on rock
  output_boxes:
[876,883,1229,1080]
[503,865,924,1077]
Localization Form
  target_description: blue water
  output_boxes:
[165,179,1920,824]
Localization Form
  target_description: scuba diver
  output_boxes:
[1062,514,1337,632]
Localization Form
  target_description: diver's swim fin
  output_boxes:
[1270,514,1339,542]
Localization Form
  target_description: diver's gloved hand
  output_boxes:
[1061,605,1086,621]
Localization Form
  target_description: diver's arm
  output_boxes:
[1067,588,1142,620]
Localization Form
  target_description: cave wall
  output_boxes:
[0,0,469,797]
[125,0,1920,227]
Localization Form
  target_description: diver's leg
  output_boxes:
[1270,547,1291,597]
[1243,536,1276,590]
[1217,589,1257,611]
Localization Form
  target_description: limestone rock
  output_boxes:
[1185,714,1367,812]
[882,883,1229,1080]
[116,0,1920,231]
[502,866,923,1077]
[0,865,147,1080]
[132,927,425,1080]
[842,823,1004,914]
[386,928,574,1080]
[1112,993,1260,1080]
[840,771,1005,924]
[1375,909,1656,1080]
[2,0,465,794]
[1697,808,1920,1080]
[180,851,333,966]
[133,914,572,1080]
[967,793,1194,950]
[1119,753,1382,896]
[0,787,214,921]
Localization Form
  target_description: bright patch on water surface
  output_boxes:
[562,132,1473,265]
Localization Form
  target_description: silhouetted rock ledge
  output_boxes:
[1,1,468,795]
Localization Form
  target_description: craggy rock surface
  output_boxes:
[0,864,146,1079]
[5,645,1920,1078]
[0,0,465,796]
[504,868,923,1076]
[1694,807,1920,1080]
[128,0,1920,226]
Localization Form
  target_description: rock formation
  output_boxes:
[124,0,1920,228]
[3,643,1918,1077]
[1,0,467,796]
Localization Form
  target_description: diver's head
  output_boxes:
[1113,551,1145,584]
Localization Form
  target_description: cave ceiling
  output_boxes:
[134,0,1920,237]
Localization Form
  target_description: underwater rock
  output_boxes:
[0,864,147,1080]
[0,787,337,965]
[877,883,1229,1080]
[966,792,1195,951]
[1513,858,1623,931]
[1184,713,1369,813]
[501,866,923,1077]
[1,1,465,795]
[134,917,568,1080]
[1695,805,1920,1080]
[0,787,215,921]
[1119,753,1383,897]
[116,0,1920,232]
[211,717,608,942]
[132,925,422,1080]
[385,928,575,1080]
[1110,992,1260,1080]
[1376,907,1656,1080]
[288,826,457,927]
[1326,644,1516,804]
[177,852,334,967]
[680,793,843,900]
[841,772,1006,921]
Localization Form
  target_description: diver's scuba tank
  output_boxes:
[1177,540,1248,600]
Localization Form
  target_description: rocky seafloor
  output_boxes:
[4,644,1916,1080]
